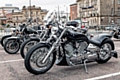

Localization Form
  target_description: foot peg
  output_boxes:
[111,51,118,58]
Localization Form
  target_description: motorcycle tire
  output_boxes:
[1,35,12,47]
[20,39,40,59]
[96,39,114,64]
[25,43,56,75]
[4,39,20,54]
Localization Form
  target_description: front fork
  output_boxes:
[42,28,67,63]
[42,45,55,63]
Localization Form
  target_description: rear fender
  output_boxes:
[101,38,115,50]
[93,35,113,48]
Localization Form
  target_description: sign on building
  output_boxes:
[5,4,12,7]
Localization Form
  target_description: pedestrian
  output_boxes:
[13,23,16,28]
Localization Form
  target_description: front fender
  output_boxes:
[7,37,20,41]
[35,42,51,47]
[1,34,12,39]
[29,37,40,41]
[36,42,57,54]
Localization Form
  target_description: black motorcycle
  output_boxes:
[0,29,20,47]
[20,19,89,59]
[24,24,118,75]
[4,19,39,54]
[20,27,50,58]
[113,27,120,39]
[101,27,120,39]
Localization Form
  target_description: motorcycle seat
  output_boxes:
[88,38,101,46]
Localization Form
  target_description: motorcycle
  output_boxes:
[0,29,20,47]
[113,27,120,39]
[20,27,50,58]
[20,23,89,59]
[24,24,118,75]
[3,18,39,54]
[98,27,120,39]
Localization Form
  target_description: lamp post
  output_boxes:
[113,0,115,24]
[107,4,110,25]
[58,5,60,21]
[29,0,32,18]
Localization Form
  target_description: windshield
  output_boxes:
[43,10,57,25]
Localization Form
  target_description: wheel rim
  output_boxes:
[6,40,19,53]
[99,43,112,60]
[29,47,53,71]
[24,41,38,56]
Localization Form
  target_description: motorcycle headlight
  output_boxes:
[51,27,58,34]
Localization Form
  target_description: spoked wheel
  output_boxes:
[4,39,20,54]
[25,44,56,75]
[96,40,113,63]
[20,39,39,59]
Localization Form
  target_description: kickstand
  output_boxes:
[83,59,88,74]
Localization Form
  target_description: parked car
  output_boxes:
[105,26,114,30]
[66,20,81,28]
[4,28,16,32]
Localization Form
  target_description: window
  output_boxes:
[72,7,74,11]
[36,12,38,15]
[111,8,114,15]
[118,0,120,4]
[42,16,44,20]
[117,19,120,24]
[86,1,89,7]
[118,7,120,16]
[112,0,114,4]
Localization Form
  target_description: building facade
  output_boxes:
[0,5,48,25]
[22,5,48,24]
[0,6,20,25]
[12,12,24,23]
[70,3,78,20]
[77,0,120,28]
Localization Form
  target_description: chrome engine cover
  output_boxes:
[64,41,88,66]
[64,41,98,66]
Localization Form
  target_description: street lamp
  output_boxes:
[107,4,110,25]
[29,0,32,18]
[64,5,68,22]
[113,0,115,24]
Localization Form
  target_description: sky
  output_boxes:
[0,0,76,12]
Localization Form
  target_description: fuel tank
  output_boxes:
[66,30,88,41]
